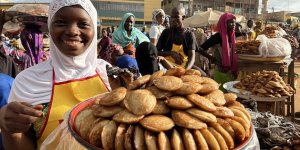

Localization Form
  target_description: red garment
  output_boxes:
[98,36,112,58]
[217,13,238,74]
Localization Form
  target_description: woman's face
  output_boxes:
[227,19,236,32]
[156,13,165,25]
[124,16,134,31]
[102,29,108,37]
[50,6,94,56]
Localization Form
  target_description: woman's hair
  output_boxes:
[102,28,109,36]
[135,42,159,75]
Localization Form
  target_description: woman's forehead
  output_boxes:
[52,6,92,23]
[126,16,134,21]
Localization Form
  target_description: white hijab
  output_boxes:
[8,0,111,105]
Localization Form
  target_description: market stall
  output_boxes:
[233,25,296,116]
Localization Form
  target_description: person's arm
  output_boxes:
[0,102,43,149]
[158,51,183,65]
[198,33,221,62]
[157,56,173,69]
[157,29,183,64]
[156,29,168,51]
[150,38,158,46]
[2,131,35,150]
[149,26,159,45]
[185,50,195,69]
[184,31,197,69]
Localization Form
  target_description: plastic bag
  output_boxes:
[256,35,292,58]
[40,112,86,150]
[276,27,287,37]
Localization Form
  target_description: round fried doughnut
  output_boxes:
[99,87,127,106]
[186,94,216,112]
[153,76,183,91]
[128,75,151,90]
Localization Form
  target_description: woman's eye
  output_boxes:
[54,20,66,26]
[78,22,90,28]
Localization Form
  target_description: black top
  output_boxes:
[200,33,222,51]
[156,28,197,55]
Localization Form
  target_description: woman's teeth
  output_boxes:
[64,40,80,46]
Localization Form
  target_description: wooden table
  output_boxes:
[237,55,295,121]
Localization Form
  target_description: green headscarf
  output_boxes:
[112,13,149,48]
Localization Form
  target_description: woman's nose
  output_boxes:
[66,24,79,36]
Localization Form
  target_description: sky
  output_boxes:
[2,0,300,13]
[259,0,300,13]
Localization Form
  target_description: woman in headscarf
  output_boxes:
[20,23,44,65]
[0,0,113,149]
[149,9,165,45]
[112,13,149,58]
[200,13,238,90]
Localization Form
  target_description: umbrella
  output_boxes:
[183,10,246,27]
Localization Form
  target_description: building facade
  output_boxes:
[0,0,161,29]
[162,0,259,20]
[92,0,161,29]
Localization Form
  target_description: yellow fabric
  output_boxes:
[165,43,188,67]
[38,74,108,148]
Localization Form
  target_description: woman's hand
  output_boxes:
[0,102,43,133]
[171,51,183,65]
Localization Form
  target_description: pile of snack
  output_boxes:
[74,67,252,149]
[259,26,280,38]
[283,35,299,49]
[234,70,295,98]
[236,40,261,55]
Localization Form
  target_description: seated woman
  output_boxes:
[112,13,149,58]
[135,41,173,75]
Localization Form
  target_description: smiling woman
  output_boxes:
[50,5,94,56]
[0,0,115,149]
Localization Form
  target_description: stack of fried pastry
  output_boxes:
[234,70,295,98]
[259,26,279,38]
[236,40,261,55]
[74,67,252,150]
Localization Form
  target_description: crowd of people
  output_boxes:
[0,0,299,149]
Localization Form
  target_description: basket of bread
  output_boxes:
[68,67,253,150]
[234,70,295,98]
[236,40,261,56]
